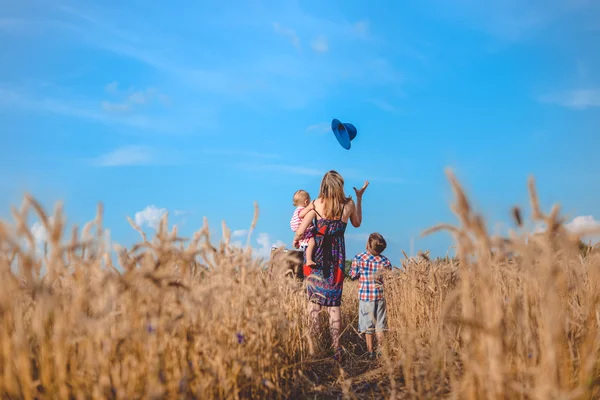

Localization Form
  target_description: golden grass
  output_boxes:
[2,169,600,399]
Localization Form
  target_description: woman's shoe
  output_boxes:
[333,347,343,362]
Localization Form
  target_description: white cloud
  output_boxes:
[226,231,285,260]
[533,222,547,234]
[29,218,113,255]
[254,233,285,259]
[232,229,248,238]
[90,145,155,167]
[311,35,329,53]
[273,22,301,50]
[538,88,600,110]
[527,216,600,242]
[135,205,167,230]
[31,220,49,253]
[565,215,600,236]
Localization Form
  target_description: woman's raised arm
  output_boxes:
[349,180,369,228]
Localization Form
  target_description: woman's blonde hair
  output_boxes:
[318,170,352,219]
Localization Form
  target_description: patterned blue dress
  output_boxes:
[303,203,347,307]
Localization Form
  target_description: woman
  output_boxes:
[293,170,369,361]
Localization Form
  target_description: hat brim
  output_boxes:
[331,119,351,150]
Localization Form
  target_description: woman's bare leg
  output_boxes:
[308,301,321,335]
[328,306,342,349]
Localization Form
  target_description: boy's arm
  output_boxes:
[384,257,393,271]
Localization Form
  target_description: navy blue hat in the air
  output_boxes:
[331,119,357,150]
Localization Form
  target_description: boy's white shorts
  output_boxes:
[358,298,388,334]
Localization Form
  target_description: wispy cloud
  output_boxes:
[56,4,139,43]
[0,17,79,36]
[102,101,131,114]
[273,22,301,50]
[90,145,157,167]
[238,163,324,176]
[311,35,329,53]
[368,98,398,113]
[201,149,281,159]
[102,84,171,115]
[0,84,216,133]
[537,88,600,109]
[6,3,404,116]
[434,0,597,41]
[105,81,119,94]
[89,146,283,168]
[306,122,330,134]
[353,21,370,38]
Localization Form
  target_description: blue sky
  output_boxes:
[1,0,600,265]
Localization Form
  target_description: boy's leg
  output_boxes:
[305,237,316,266]
[375,298,388,354]
[365,333,374,353]
[358,300,376,354]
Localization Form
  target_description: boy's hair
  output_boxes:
[367,233,387,256]
[293,190,310,206]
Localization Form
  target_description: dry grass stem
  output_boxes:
[1,171,599,399]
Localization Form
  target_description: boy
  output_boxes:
[290,190,316,266]
[349,233,393,359]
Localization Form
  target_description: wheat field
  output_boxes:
[1,169,600,399]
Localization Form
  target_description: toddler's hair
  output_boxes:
[293,190,310,206]
[367,233,387,256]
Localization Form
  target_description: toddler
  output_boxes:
[349,233,393,359]
[290,189,316,266]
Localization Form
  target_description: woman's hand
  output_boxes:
[353,180,369,198]
[349,181,368,228]
[292,237,300,248]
